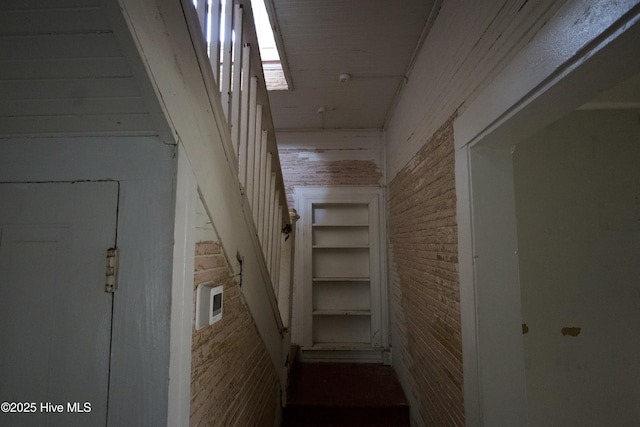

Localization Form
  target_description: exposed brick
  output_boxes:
[388,114,464,426]
[279,148,382,206]
[194,241,220,256]
[194,253,227,272]
[190,241,279,427]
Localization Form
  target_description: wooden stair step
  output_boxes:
[283,362,409,426]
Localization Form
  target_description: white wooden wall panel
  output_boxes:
[0,115,156,137]
[0,3,160,137]
[0,8,110,34]
[0,136,176,427]
[0,57,132,79]
[0,98,149,116]
[0,0,101,10]
[455,0,640,149]
[385,0,568,180]
[0,34,122,59]
[0,78,140,99]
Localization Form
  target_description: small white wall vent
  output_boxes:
[195,282,223,330]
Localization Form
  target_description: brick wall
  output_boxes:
[190,241,280,426]
[277,131,383,206]
[387,115,463,426]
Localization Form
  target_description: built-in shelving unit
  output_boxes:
[311,202,373,346]
[296,187,387,362]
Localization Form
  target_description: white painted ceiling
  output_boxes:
[265,0,440,131]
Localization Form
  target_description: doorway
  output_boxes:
[454,15,640,425]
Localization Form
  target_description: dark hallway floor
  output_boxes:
[283,362,410,427]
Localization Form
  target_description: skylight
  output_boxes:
[193,0,288,91]
[250,0,288,90]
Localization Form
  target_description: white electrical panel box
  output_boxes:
[195,282,223,330]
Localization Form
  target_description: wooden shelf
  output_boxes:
[313,309,371,316]
[312,245,369,249]
[312,223,369,227]
[302,343,376,351]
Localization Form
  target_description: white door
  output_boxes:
[0,182,118,427]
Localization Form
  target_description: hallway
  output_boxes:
[283,363,409,426]
[1,1,639,426]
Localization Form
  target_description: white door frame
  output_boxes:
[167,143,197,427]
[454,6,640,426]
[293,186,388,357]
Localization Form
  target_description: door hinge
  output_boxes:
[105,247,118,293]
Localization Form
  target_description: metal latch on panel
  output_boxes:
[105,248,118,293]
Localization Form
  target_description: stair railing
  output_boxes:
[186,0,293,323]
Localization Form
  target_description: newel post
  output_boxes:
[278,208,299,329]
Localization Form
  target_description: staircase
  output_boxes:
[283,363,410,426]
